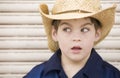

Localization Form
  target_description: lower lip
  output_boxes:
[71,48,82,54]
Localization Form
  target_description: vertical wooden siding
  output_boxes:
[0,0,120,78]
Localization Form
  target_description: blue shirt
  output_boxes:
[23,48,120,78]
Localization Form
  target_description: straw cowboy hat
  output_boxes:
[39,0,116,52]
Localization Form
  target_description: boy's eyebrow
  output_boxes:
[81,22,93,27]
[59,22,72,27]
[59,21,93,27]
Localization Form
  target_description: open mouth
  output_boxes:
[71,46,82,54]
[71,46,82,50]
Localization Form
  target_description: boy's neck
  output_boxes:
[61,53,91,78]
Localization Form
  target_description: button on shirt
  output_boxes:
[23,48,120,78]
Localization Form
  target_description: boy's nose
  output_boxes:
[72,31,81,42]
[73,38,81,42]
[72,35,81,42]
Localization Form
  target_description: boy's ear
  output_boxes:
[51,26,58,42]
[95,29,101,42]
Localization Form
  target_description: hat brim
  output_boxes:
[39,4,116,52]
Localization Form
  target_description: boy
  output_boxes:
[23,0,120,78]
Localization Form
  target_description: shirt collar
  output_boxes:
[82,48,104,78]
[43,48,104,78]
[44,49,62,75]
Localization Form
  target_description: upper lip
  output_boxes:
[71,46,82,50]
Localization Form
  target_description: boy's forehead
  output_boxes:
[58,18,94,28]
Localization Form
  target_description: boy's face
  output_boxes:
[52,18,101,62]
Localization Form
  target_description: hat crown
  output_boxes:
[52,0,101,14]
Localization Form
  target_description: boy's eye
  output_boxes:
[81,28,89,32]
[63,28,71,32]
